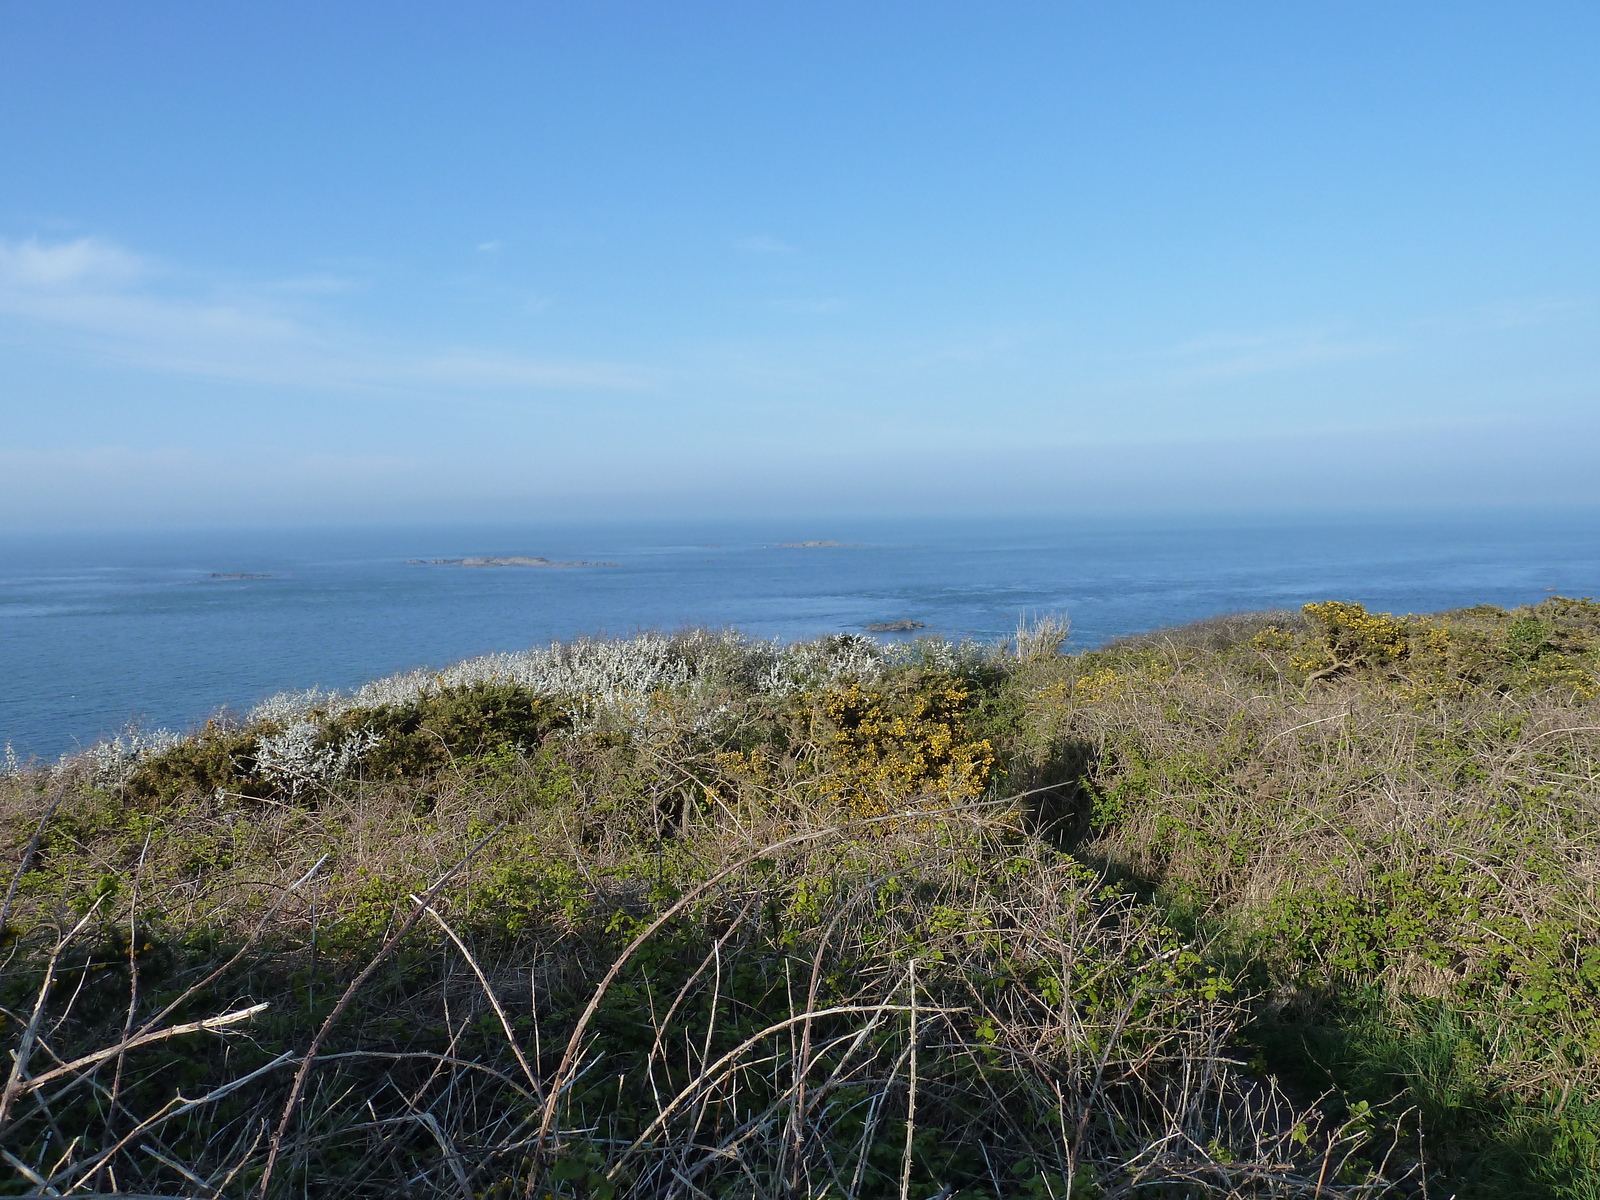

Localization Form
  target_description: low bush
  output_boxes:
[802,670,998,816]
[1009,597,1600,1197]
[5,604,1598,1197]
[121,720,267,806]
[321,680,570,781]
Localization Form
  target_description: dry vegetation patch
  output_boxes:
[1009,598,1600,1195]
[5,604,1599,1198]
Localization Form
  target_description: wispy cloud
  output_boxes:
[1412,297,1589,336]
[0,236,647,394]
[1151,326,1391,384]
[0,236,145,287]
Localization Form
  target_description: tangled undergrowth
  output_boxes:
[3,599,1599,1197]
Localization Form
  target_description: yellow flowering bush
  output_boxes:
[807,674,995,817]
[1263,597,1600,697]
[1291,601,1411,677]
[1072,666,1130,704]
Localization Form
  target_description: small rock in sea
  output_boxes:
[774,539,865,548]
[863,619,927,633]
[207,572,275,580]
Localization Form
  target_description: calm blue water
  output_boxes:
[4,510,1598,760]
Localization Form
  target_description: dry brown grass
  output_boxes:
[1007,604,1600,1117]
[0,702,1405,1198]
[20,601,1595,1197]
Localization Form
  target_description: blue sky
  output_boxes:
[2,2,1597,527]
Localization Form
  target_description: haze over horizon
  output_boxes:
[3,3,1597,530]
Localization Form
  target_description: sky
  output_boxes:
[1,1,1597,528]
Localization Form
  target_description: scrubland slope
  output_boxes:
[3,599,1599,1198]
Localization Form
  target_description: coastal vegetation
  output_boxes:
[4,598,1600,1197]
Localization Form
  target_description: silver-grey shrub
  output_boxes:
[61,726,184,789]
[51,627,1014,792]
[254,720,382,797]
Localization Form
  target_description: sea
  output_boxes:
[4,509,1599,762]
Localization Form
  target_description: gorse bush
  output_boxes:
[805,672,997,816]
[116,684,566,804]
[120,720,268,807]
[4,604,1599,1197]
[318,681,570,781]
[1260,595,1600,698]
[1291,601,1411,675]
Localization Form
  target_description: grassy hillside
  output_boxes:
[3,600,1599,1198]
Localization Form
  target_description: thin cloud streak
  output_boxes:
[0,235,145,286]
[1153,327,1393,384]
[0,236,650,395]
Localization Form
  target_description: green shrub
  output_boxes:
[801,670,996,816]
[17,612,1600,1197]
[322,680,569,780]
[121,721,265,805]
